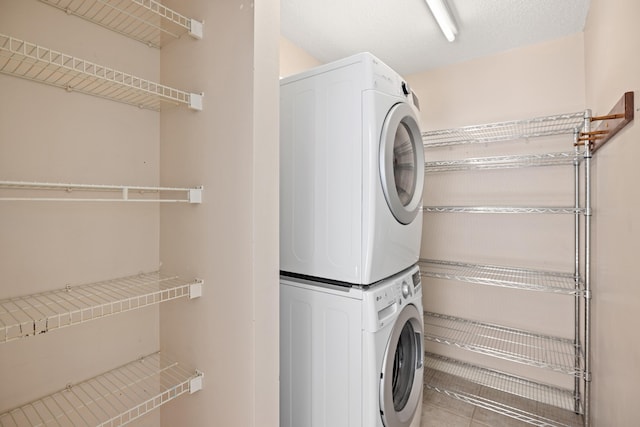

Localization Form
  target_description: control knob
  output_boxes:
[401,281,412,299]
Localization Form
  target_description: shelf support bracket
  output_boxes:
[189,280,203,299]
[577,92,634,153]
[189,19,204,40]
[190,371,204,393]
[189,93,204,111]
[189,187,203,204]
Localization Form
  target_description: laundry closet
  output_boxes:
[280,1,640,424]
[1,0,640,426]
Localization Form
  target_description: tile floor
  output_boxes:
[420,370,584,427]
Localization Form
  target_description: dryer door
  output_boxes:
[379,303,424,427]
[379,103,425,225]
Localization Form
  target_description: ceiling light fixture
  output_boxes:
[425,0,458,42]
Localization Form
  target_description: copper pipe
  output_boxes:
[591,113,625,121]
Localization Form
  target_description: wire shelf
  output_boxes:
[426,377,581,426]
[423,311,583,376]
[424,152,581,172]
[422,206,583,214]
[419,259,582,295]
[422,112,585,147]
[39,0,203,48]
[0,181,203,203]
[0,352,203,427]
[0,272,202,344]
[425,352,579,413]
[0,34,203,111]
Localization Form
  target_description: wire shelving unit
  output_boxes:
[419,259,582,295]
[423,312,583,376]
[422,206,582,214]
[421,110,591,425]
[0,272,202,344]
[0,33,203,111]
[422,112,585,147]
[0,2,207,425]
[38,0,204,48]
[424,152,580,172]
[425,352,579,413]
[0,181,203,203]
[0,352,203,427]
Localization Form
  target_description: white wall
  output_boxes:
[584,0,640,424]
[279,36,321,77]
[159,1,279,426]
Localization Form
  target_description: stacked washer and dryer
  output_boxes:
[280,53,425,427]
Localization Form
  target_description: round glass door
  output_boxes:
[380,304,424,427]
[380,103,424,225]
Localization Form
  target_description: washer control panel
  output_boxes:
[363,265,422,332]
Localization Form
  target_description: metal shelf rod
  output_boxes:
[573,130,582,414]
[583,110,593,427]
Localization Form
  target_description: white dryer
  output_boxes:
[280,264,424,427]
[280,52,424,285]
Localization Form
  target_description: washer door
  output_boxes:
[380,303,424,427]
[380,102,425,225]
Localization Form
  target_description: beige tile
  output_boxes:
[536,402,584,427]
[423,369,482,419]
[430,371,482,395]
[471,407,532,427]
[423,366,436,384]
[477,386,537,414]
[423,388,476,419]
[421,402,472,427]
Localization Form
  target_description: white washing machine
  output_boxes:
[280,264,424,427]
[280,52,425,286]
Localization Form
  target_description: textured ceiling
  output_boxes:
[281,0,591,76]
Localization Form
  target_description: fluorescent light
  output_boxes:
[425,0,458,42]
